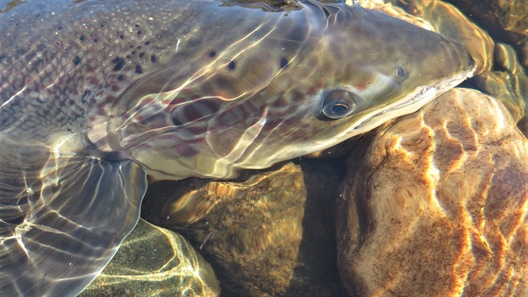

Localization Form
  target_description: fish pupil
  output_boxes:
[331,103,348,114]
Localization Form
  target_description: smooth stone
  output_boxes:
[143,161,347,297]
[522,40,527,68]
[80,219,221,297]
[474,42,527,124]
[337,88,528,297]
[444,0,528,45]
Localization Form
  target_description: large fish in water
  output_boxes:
[0,0,474,295]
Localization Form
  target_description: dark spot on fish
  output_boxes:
[72,56,82,66]
[126,55,131,59]
[135,65,142,74]
[93,38,98,43]
[131,51,136,55]
[170,99,221,127]
[209,51,216,57]
[112,57,126,71]
[137,30,142,35]
[0,55,5,63]
[135,24,140,28]
[79,35,85,42]
[119,35,124,40]
[228,60,236,70]
[145,41,151,46]
[171,116,183,126]
[139,52,144,58]
[100,23,105,28]
[57,26,62,30]
[397,66,407,78]
[151,55,158,63]
[36,98,45,104]
[137,46,142,50]
[117,75,125,81]
[280,58,288,68]
[81,90,91,104]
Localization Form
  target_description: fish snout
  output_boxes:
[447,37,476,74]
[439,37,476,78]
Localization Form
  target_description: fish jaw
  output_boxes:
[108,2,476,181]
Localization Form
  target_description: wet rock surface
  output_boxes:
[143,161,347,297]
[337,88,528,297]
[444,0,528,45]
[81,219,221,297]
[474,42,527,123]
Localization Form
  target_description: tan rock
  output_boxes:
[337,88,528,297]
[81,219,220,297]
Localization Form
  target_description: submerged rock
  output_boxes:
[474,43,528,125]
[81,219,220,297]
[444,0,528,45]
[337,88,528,297]
[143,161,347,297]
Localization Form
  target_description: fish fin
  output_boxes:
[0,138,147,296]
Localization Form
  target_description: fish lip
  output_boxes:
[353,66,476,131]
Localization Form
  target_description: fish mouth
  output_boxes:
[352,66,476,133]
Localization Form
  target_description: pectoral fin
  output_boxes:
[0,138,147,296]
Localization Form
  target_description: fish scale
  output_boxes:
[0,0,475,296]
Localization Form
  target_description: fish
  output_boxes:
[0,0,475,295]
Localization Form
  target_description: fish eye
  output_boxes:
[320,89,358,120]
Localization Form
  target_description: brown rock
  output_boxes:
[143,161,347,297]
[337,88,528,297]
[444,0,528,45]
[474,43,527,123]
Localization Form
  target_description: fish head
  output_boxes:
[109,2,475,180]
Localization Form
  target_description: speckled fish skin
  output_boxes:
[0,0,474,296]
[1,0,475,180]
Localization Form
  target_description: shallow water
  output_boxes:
[0,0,526,296]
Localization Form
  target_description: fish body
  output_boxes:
[0,0,474,296]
